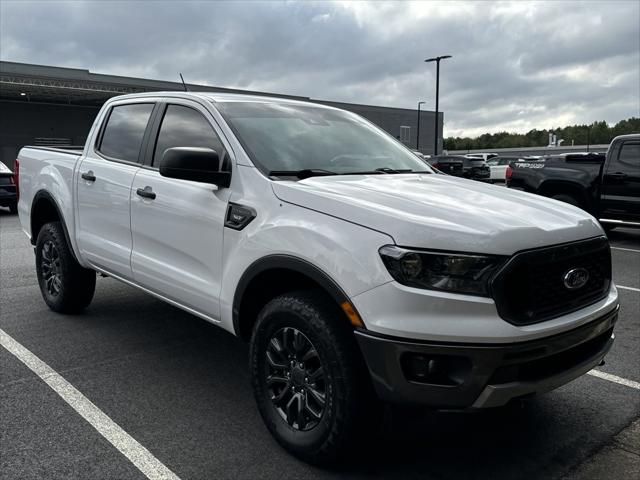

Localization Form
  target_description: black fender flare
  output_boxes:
[232,255,352,337]
[31,190,79,262]
[538,180,593,211]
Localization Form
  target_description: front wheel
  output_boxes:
[35,222,96,313]
[250,291,379,465]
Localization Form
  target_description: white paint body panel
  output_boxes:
[272,173,604,255]
[352,282,619,343]
[17,148,82,257]
[17,91,618,345]
[130,168,229,321]
[76,157,139,276]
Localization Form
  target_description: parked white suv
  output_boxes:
[17,92,619,465]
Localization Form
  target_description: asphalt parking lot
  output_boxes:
[1,208,638,480]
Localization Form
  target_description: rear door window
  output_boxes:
[616,142,639,170]
[98,103,154,163]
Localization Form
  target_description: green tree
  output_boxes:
[444,117,639,150]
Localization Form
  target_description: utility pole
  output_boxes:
[416,101,425,150]
[425,55,452,155]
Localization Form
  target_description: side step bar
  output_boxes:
[599,218,640,228]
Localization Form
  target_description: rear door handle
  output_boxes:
[608,172,627,179]
[136,186,156,200]
[81,171,96,182]
[607,172,628,182]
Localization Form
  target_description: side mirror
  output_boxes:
[160,147,231,188]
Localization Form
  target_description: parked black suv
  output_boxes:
[507,134,640,229]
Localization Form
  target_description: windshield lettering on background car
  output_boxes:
[215,101,433,177]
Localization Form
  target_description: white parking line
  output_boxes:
[0,328,181,480]
[617,285,640,293]
[611,246,640,253]
[588,369,640,390]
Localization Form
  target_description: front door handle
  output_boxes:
[81,171,96,182]
[136,186,156,200]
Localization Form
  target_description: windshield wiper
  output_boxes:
[347,168,431,174]
[375,167,414,173]
[268,167,432,179]
[268,169,338,179]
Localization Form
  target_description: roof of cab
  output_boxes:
[105,90,337,110]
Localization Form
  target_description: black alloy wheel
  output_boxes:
[265,327,327,431]
[41,240,63,297]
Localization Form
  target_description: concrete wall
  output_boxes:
[0,101,100,169]
[317,100,442,154]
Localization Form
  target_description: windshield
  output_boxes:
[215,101,432,176]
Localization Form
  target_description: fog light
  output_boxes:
[402,353,471,386]
[407,355,438,380]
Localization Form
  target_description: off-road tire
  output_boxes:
[35,222,96,313]
[250,290,379,465]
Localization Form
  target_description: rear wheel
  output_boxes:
[35,222,96,313]
[551,193,582,208]
[250,291,379,465]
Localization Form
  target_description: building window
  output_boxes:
[400,125,411,143]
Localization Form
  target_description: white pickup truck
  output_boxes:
[17,92,619,464]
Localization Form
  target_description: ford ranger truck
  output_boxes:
[17,92,619,465]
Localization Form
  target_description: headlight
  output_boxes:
[379,245,506,296]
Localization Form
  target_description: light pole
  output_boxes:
[416,101,425,150]
[425,55,452,155]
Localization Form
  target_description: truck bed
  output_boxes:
[17,146,83,242]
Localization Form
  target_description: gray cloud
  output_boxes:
[1,0,638,137]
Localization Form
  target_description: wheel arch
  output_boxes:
[232,255,356,341]
[538,180,591,211]
[30,190,78,261]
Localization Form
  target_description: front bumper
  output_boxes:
[355,305,618,409]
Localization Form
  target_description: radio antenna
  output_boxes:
[179,73,189,92]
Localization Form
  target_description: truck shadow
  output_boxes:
[47,278,622,480]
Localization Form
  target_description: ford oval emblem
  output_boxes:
[563,268,589,290]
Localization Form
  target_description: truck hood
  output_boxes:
[271,174,603,255]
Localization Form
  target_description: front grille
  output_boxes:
[491,237,611,325]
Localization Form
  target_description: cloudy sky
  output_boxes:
[1,0,638,137]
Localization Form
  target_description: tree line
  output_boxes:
[443,117,640,151]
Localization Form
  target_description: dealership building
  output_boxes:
[0,61,442,169]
